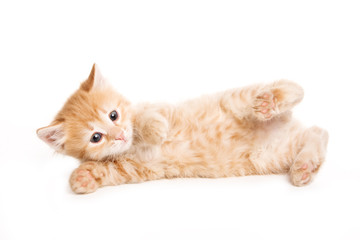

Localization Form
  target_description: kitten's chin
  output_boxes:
[85,139,133,161]
[106,137,133,157]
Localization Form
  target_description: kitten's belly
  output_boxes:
[158,114,297,177]
[158,117,258,177]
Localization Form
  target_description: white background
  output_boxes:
[0,0,359,239]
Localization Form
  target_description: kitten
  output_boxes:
[37,64,329,194]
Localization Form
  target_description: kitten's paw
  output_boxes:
[289,161,320,187]
[70,167,99,194]
[252,80,304,121]
[142,115,168,145]
[253,91,278,120]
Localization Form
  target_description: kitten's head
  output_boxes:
[37,64,133,161]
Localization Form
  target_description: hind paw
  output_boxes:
[290,161,320,187]
[253,91,277,120]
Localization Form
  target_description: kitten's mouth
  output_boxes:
[115,134,130,143]
[112,135,132,149]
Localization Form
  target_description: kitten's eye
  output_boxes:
[90,132,102,143]
[109,110,119,121]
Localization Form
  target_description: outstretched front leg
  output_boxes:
[69,159,164,194]
[220,80,304,121]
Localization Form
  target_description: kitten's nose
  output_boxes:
[109,127,126,141]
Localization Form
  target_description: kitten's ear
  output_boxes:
[81,63,108,91]
[37,123,66,152]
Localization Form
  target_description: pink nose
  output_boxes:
[115,132,126,141]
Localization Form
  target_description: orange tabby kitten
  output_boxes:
[37,64,328,194]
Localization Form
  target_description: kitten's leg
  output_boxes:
[221,80,304,121]
[69,162,102,194]
[289,126,329,186]
[69,159,164,194]
[133,110,169,145]
[253,80,304,121]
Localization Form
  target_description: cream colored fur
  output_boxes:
[37,64,329,194]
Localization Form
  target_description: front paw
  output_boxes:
[142,115,168,145]
[70,165,99,194]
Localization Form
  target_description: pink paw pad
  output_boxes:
[255,92,276,120]
[301,163,308,170]
[76,176,84,182]
[81,181,89,187]
[70,168,98,194]
[291,161,319,186]
[301,172,309,181]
